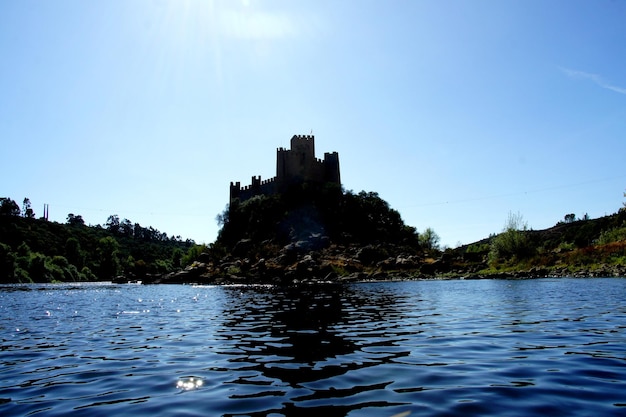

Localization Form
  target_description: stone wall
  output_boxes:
[230,134,340,204]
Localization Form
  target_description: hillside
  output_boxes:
[0,207,195,283]
[453,209,626,278]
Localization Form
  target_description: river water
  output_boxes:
[1,278,625,416]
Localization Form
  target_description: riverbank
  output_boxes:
[139,239,626,285]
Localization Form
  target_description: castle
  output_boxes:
[230,134,341,204]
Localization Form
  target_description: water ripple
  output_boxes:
[1,279,626,416]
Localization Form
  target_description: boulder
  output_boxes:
[356,245,388,265]
[232,239,254,257]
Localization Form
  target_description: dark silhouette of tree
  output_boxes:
[97,236,120,279]
[564,213,576,223]
[171,248,183,268]
[120,219,133,237]
[0,242,16,283]
[218,185,418,248]
[67,213,85,226]
[22,198,35,218]
[65,237,84,269]
[133,223,145,240]
[106,215,120,234]
[0,198,20,216]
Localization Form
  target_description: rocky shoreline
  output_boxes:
[129,237,626,285]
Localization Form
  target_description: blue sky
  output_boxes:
[2,0,625,248]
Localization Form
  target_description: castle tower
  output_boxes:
[276,134,321,190]
[231,134,340,204]
[323,152,341,185]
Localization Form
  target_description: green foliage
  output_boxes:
[0,207,194,282]
[17,242,31,257]
[14,268,32,283]
[564,241,626,267]
[181,244,208,267]
[466,243,490,253]
[151,259,172,274]
[48,256,76,282]
[28,253,49,282]
[225,265,242,275]
[489,212,535,264]
[596,226,626,245]
[557,241,575,252]
[419,227,440,251]
[81,266,98,281]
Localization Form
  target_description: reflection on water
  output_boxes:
[0,279,625,416]
[177,377,203,390]
[213,285,414,415]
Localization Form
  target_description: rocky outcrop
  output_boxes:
[134,232,626,285]
[142,235,468,285]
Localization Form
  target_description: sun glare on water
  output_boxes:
[176,377,204,391]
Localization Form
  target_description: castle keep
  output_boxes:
[230,135,341,204]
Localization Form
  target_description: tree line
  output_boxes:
[1,196,199,283]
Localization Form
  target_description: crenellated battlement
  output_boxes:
[230,134,340,204]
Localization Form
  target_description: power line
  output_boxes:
[401,175,626,209]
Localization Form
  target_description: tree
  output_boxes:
[0,242,17,283]
[67,213,85,226]
[489,211,534,264]
[0,198,20,216]
[564,213,576,224]
[120,219,133,237]
[171,248,183,269]
[419,227,441,250]
[22,198,35,218]
[218,186,419,248]
[97,236,121,279]
[105,215,120,234]
[65,237,84,269]
[26,253,49,282]
[216,205,229,227]
[134,223,145,240]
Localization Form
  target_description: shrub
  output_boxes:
[489,212,535,264]
[597,226,626,245]
[419,228,441,251]
[181,244,208,267]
